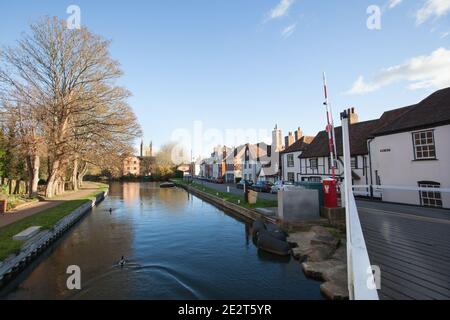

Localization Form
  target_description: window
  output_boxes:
[287,172,295,182]
[309,177,321,182]
[419,181,442,208]
[310,158,318,169]
[287,154,294,167]
[351,157,358,169]
[413,130,436,160]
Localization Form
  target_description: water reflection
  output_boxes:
[2,182,322,300]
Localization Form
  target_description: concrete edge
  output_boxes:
[174,182,278,224]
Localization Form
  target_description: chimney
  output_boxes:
[285,132,295,147]
[294,127,303,141]
[348,108,359,124]
[272,125,283,152]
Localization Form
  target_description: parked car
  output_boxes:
[236,180,253,190]
[270,181,295,194]
[214,177,224,184]
[250,181,274,193]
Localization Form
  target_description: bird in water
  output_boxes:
[119,256,126,267]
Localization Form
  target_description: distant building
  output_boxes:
[259,125,285,182]
[280,129,314,182]
[122,140,156,176]
[123,156,141,176]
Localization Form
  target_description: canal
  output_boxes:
[2,183,322,300]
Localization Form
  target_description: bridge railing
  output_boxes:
[341,110,379,300]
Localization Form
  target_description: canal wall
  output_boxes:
[0,189,108,289]
[175,182,278,224]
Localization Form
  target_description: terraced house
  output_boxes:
[369,87,450,208]
[298,108,375,192]
[280,128,314,183]
[297,87,450,209]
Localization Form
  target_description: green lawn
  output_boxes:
[0,186,108,262]
[173,179,278,210]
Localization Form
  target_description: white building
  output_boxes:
[280,130,314,183]
[369,88,450,208]
[259,125,285,182]
[299,109,376,193]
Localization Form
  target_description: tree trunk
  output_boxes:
[45,160,60,198]
[77,162,88,189]
[71,158,79,191]
[14,180,20,194]
[27,155,40,197]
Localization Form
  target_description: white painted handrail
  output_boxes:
[353,185,450,193]
[341,111,379,300]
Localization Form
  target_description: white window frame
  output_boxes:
[419,182,443,208]
[310,158,318,170]
[413,130,436,160]
[287,172,295,182]
[287,154,295,167]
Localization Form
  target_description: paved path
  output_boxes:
[357,200,450,300]
[193,179,277,201]
[0,182,102,229]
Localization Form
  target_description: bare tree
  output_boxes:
[0,17,141,197]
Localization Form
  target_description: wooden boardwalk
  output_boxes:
[357,200,450,300]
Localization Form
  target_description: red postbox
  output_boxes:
[323,179,338,208]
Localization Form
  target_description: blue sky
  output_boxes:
[1,0,449,156]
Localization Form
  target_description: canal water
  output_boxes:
[2,183,322,300]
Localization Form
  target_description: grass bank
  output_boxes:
[0,184,108,262]
[173,179,277,210]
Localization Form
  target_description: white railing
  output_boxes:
[353,184,450,193]
[341,111,379,300]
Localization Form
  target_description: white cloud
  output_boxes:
[268,0,295,20]
[281,24,296,38]
[416,0,450,24]
[346,47,450,95]
[388,0,403,9]
[442,31,450,38]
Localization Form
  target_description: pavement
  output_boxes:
[0,182,102,229]
[193,179,277,201]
